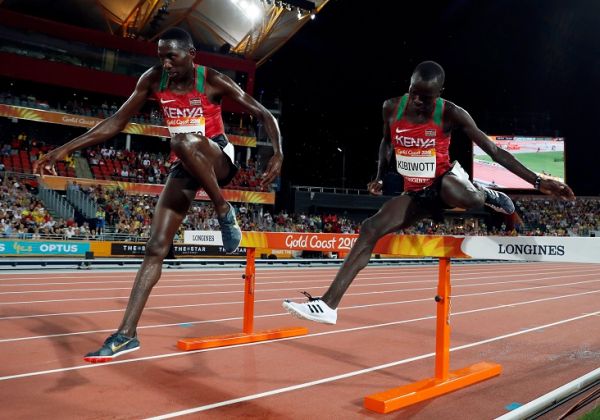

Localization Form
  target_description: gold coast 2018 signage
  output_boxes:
[0,104,257,147]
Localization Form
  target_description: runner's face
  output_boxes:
[408,77,442,115]
[157,40,195,81]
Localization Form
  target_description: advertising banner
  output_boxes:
[240,232,600,263]
[0,104,256,147]
[0,240,90,256]
[40,175,275,204]
[460,236,600,263]
[183,230,223,246]
[110,242,246,257]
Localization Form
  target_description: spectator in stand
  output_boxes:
[1,143,11,157]
[95,209,106,234]
[17,132,27,147]
[89,152,99,166]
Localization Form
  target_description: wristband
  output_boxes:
[534,176,542,190]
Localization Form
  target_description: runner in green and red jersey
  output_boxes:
[283,61,574,325]
[34,28,282,362]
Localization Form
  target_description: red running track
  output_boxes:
[1,262,599,419]
[473,161,532,188]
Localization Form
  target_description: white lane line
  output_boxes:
[1,267,597,297]
[145,309,600,419]
[4,281,600,343]
[0,288,598,381]
[0,315,250,343]
[0,265,585,287]
[0,270,564,295]
[0,262,554,280]
[0,267,432,282]
[2,272,598,321]
[0,273,443,294]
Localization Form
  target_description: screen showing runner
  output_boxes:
[473,135,565,189]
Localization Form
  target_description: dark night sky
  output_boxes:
[256,0,600,195]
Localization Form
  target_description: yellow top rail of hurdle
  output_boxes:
[239,232,600,263]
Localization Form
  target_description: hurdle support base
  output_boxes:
[177,327,308,351]
[364,361,502,414]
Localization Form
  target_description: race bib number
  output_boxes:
[395,148,436,178]
[166,116,206,136]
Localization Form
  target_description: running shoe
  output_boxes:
[83,332,140,363]
[218,203,242,253]
[475,182,515,215]
[283,292,338,325]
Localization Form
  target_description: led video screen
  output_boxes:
[473,136,565,189]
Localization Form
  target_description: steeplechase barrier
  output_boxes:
[177,232,600,414]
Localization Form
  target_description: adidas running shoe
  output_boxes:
[283,292,337,325]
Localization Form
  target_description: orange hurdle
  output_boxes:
[177,247,308,351]
[178,232,505,411]
[363,257,501,413]
[178,232,600,412]
[360,234,600,413]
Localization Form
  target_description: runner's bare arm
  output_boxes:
[33,70,156,176]
[207,68,282,186]
[447,103,574,199]
[369,100,394,195]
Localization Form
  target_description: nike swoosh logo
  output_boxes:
[395,128,411,134]
[110,338,134,353]
[160,99,176,104]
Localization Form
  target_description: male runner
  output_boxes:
[33,28,282,361]
[283,61,574,325]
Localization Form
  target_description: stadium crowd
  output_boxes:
[0,174,93,240]
[1,89,257,136]
[0,116,597,241]
[514,197,599,237]
[1,129,269,191]
[2,173,599,241]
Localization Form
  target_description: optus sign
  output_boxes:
[0,240,90,256]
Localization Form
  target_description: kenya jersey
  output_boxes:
[154,64,225,138]
[391,94,451,191]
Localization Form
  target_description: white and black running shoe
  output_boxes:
[282,291,337,325]
[84,332,140,363]
[475,182,515,215]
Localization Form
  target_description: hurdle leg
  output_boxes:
[435,256,451,380]
[243,248,256,334]
[177,247,308,351]
[364,258,502,413]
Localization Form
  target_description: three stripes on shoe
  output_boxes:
[307,303,325,314]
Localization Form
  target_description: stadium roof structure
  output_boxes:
[0,0,329,66]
